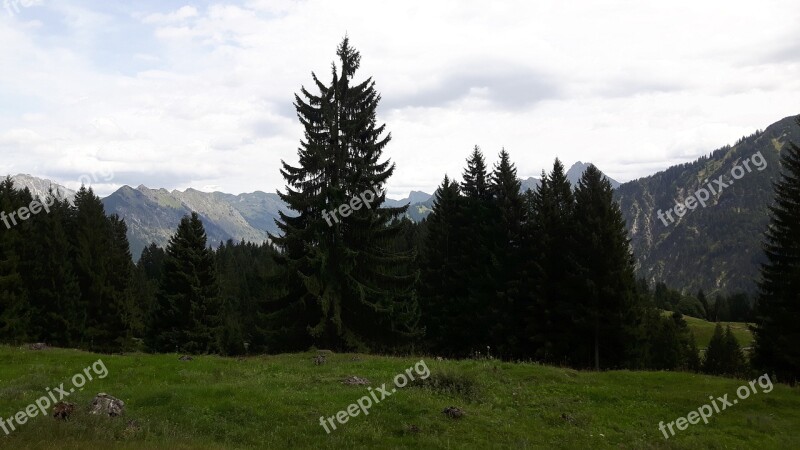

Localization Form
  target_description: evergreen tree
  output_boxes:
[697,289,710,321]
[637,311,699,371]
[704,324,746,376]
[723,325,747,376]
[71,187,129,351]
[458,147,499,356]
[712,294,729,322]
[132,243,166,344]
[461,146,491,200]
[687,333,702,372]
[139,243,166,281]
[0,178,31,343]
[149,212,220,353]
[703,323,727,375]
[270,37,417,352]
[572,164,639,369]
[419,176,469,356]
[488,149,526,357]
[753,122,800,381]
[21,193,81,347]
[215,240,279,354]
[529,159,576,363]
[107,215,138,349]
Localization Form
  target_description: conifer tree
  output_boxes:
[270,37,417,352]
[22,193,81,346]
[149,212,220,353]
[133,243,166,341]
[458,147,498,356]
[489,149,526,357]
[419,176,469,355]
[753,121,800,381]
[529,159,576,363]
[215,240,279,355]
[697,289,710,321]
[461,146,491,200]
[723,325,746,375]
[572,164,639,369]
[71,187,130,351]
[107,215,138,349]
[0,178,31,343]
[704,324,745,376]
[703,323,727,374]
[637,311,698,371]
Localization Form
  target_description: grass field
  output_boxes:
[0,346,797,449]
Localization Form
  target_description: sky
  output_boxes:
[1,0,799,199]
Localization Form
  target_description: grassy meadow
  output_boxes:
[0,345,798,449]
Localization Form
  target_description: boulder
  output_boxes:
[89,393,125,417]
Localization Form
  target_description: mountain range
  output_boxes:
[9,114,797,295]
[615,114,799,295]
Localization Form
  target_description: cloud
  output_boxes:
[384,64,561,110]
[0,0,799,199]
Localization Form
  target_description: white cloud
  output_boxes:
[0,0,799,199]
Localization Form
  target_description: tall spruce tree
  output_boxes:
[753,120,800,381]
[529,159,576,363]
[457,147,499,356]
[572,165,639,369]
[149,212,220,353]
[419,175,469,355]
[0,178,31,343]
[71,187,130,351]
[107,215,138,349]
[22,193,81,347]
[133,243,166,340]
[489,149,526,358]
[270,37,417,352]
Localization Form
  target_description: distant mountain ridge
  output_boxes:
[9,174,75,203]
[101,186,283,259]
[520,162,620,193]
[100,186,447,258]
[615,114,800,295]
[7,161,620,259]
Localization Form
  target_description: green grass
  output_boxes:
[0,346,797,449]
[661,311,754,349]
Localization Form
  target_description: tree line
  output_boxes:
[0,38,796,381]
